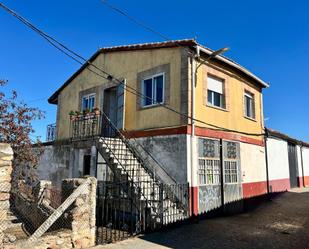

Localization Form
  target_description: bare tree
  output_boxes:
[0,80,45,184]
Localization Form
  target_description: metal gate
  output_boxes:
[198,138,242,215]
[95,171,189,244]
[222,140,243,213]
[288,143,299,188]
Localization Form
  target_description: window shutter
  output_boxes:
[208,76,223,94]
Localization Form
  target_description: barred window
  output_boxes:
[224,161,238,183]
[198,138,221,185]
[223,141,239,184]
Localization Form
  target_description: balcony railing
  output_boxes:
[46,123,57,142]
[70,113,102,140]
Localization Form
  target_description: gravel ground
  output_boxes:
[93,188,309,249]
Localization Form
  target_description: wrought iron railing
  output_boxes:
[46,123,57,142]
[70,113,102,140]
[98,113,189,216]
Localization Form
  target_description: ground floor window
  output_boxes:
[224,161,238,183]
[198,138,221,185]
[223,141,239,184]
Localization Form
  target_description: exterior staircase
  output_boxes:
[95,115,189,229]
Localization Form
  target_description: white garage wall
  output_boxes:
[240,142,266,183]
[266,138,290,181]
[302,146,309,178]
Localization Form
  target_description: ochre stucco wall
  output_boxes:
[56,47,185,139]
[194,63,264,142]
[55,47,265,142]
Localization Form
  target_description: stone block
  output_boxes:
[0,200,10,210]
[0,193,10,201]
[0,144,13,157]
[0,182,11,193]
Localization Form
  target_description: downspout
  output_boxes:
[190,46,199,217]
[264,129,270,196]
[300,143,305,187]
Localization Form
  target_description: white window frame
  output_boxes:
[141,73,165,107]
[224,160,239,184]
[244,91,255,119]
[198,138,221,186]
[207,75,225,109]
[81,93,96,112]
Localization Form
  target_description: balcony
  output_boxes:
[70,112,102,140]
[46,123,57,142]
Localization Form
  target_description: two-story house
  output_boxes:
[44,39,269,217]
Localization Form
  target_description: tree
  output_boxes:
[0,80,45,167]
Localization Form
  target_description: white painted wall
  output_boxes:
[302,146,309,177]
[240,142,266,183]
[36,145,71,186]
[296,145,303,179]
[266,138,290,181]
[135,134,188,184]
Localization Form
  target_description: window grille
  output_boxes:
[198,138,221,185]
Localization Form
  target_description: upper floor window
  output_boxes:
[207,75,225,109]
[142,73,164,107]
[82,93,95,112]
[244,91,255,119]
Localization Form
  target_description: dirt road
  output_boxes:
[94,188,309,249]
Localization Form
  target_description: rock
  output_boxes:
[7,234,16,243]
[0,144,13,156]
[0,193,10,201]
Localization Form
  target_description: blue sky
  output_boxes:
[1,0,308,141]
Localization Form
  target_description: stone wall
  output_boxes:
[6,177,97,249]
[0,143,13,246]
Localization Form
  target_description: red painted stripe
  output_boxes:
[304,176,309,187]
[192,126,264,147]
[269,178,290,192]
[243,178,293,198]
[123,125,189,138]
[189,186,199,216]
[298,177,304,188]
[124,125,264,146]
[242,181,267,198]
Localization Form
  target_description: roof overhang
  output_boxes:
[197,45,269,88]
[48,39,269,104]
[266,128,309,147]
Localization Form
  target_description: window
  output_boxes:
[207,75,225,108]
[224,161,238,183]
[142,73,164,107]
[224,141,239,184]
[244,91,255,119]
[82,94,95,112]
[198,138,221,185]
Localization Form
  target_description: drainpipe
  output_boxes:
[300,143,305,187]
[190,47,199,217]
[264,129,270,196]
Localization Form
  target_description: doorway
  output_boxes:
[288,143,299,188]
[83,155,91,176]
[102,85,125,137]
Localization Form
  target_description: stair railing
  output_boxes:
[100,112,188,210]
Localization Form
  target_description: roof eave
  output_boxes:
[48,50,102,105]
[197,45,270,88]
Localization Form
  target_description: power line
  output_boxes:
[100,0,171,41]
[0,2,265,137]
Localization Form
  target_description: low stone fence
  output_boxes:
[5,177,97,249]
[0,143,13,246]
